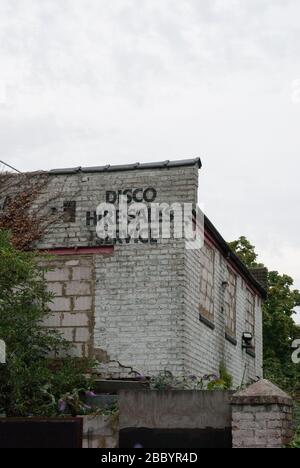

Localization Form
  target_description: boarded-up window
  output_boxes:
[246,288,256,338]
[224,268,237,337]
[199,242,215,322]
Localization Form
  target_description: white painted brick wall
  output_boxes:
[36,166,199,250]
[32,164,263,382]
[93,240,186,376]
[184,245,263,387]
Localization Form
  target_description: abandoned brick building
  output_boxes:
[3,158,267,387]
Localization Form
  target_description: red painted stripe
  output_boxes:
[39,246,114,255]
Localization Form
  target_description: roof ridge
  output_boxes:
[49,158,202,175]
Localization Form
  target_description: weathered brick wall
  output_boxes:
[38,165,197,376]
[43,255,94,358]
[232,404,293,448]
[231,380,294,449]
[184,244,263,387]
[83,383,294,449]
[30,162,264,381]
[35,165,199,249]
[89,166,196,377]
[94,240,186,377]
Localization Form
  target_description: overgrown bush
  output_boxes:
[0,230,94,417]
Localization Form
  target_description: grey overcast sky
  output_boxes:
[0,0,299,321]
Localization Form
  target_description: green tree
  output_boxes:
[229,236,262,268]
[229,236,300,393]
[0,230,93,416]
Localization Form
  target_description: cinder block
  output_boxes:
[61,312,89,327]
[70,343,84,358]
[72,267,93,281]
[45,269,70,282]
[75,328,90,343]
[66,281,92,296]
[49,297,71,312]
[74,296,92,311]
[47,282,63,296]
[60,328,75,341]
[42,313,62,328]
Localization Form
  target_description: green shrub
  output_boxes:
[0,230,94,417]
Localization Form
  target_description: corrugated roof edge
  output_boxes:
[49,158,202,175]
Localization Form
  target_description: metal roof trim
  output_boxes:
[49,158,202,175]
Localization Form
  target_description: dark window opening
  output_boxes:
[63,201,76,223]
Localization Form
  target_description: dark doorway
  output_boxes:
[119,427,232,449]
[0,418,83,448]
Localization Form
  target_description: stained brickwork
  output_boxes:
[231,380,294,448]
[94,240,186,378]
[37,165,197,376]
[28,161,265,384]
[232,404,293,448]
[35,165,199,250]
[184,239,263,387]
[43,255,94,358]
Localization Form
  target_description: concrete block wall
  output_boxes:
[43,255,94,358]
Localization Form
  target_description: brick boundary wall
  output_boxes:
[231,379,294,449]
[79,382,294,449]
